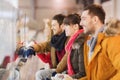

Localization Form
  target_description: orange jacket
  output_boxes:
[81,33,120,80]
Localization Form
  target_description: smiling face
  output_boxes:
[51,20,62,35]
[80,10,95,35]
[64,24,75,36]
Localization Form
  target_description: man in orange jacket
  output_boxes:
[80,4,120,80]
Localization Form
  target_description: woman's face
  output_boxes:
[64,24,75,36]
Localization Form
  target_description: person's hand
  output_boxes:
[51,73,64,80]
[63,74,75,80]
[18,46,35,58]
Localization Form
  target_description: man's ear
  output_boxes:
[73,24,79,30]
[92,16,99,24]
[60,24,65,30]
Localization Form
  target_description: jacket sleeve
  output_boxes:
[71,47,86,79]
[79,76,88,80]
[55,52,68,73]
[72,73,85,79]
[71,33,86,79]
[55,37,70,73]
[107,36,120,80]
[33,41,51,52]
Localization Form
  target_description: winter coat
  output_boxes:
[80,33,120,80]
[70,33,86,79]
[33,38,69,68]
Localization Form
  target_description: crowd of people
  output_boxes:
[0,4,120,80]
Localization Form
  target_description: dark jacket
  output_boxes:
[70,33,86,79]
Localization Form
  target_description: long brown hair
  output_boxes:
[63,13,82,29]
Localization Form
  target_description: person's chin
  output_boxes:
[66,34,69,37]
[83,30,87,34]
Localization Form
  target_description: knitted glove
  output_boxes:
[52,71,57,77]
[23,47,35,58]
[45,78,50,80]
[18,46,26,57]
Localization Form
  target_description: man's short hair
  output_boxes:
[84,4,105,24]
[52,14,65,26]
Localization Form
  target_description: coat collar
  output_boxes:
[89,33,105,64]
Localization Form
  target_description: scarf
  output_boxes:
[50,31,67,51]
[87,27,104,61]
[66,29,83,75]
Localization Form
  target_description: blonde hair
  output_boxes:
[105,19,120,36]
